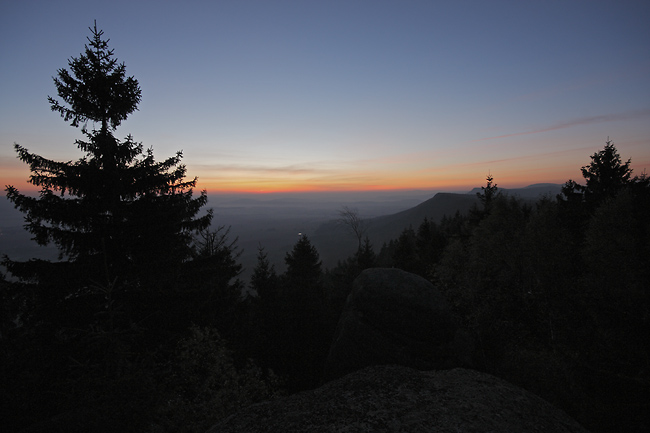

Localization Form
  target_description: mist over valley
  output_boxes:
[1,184,561,284]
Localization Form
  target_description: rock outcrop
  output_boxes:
[206,365,588,433]
[324,268,470,381]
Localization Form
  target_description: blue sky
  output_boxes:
[1,0,649,193]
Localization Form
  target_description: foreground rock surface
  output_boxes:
[207,365,588,433]
[325,268,468,381]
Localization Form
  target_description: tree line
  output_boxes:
[369,144,649,432]
[2,23,648,432]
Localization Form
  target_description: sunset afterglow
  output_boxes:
[2,1,649,196]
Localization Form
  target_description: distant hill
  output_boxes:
[312,192,478,267]
[1,184,564,278]
[367,192,477,240]
[468,183,562,198]
[311,184,563,268]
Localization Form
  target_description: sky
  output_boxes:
[1,0,649,195]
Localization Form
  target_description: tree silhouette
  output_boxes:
[284,234,323,290]
[275,235,328,391]
[470,173,500,224]
[355,237,377,271]
[392,226,420,274]
[560,139,637,209]
[2,22,242,432]
[581,139,633,202]
[4,22,211,291]
[250,244,279,302]
[478,173,498,208]
[337,205,368,253]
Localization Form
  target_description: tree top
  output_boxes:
[48,21,142,132]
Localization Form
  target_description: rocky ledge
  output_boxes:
[207,364,588,433]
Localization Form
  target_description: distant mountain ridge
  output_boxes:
[311,192,475,267]
[467,183,562,198]
[311,184,563,267]
[1,184,563,278]
[369,183,563,238]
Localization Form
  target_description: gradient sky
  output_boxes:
[2,0,649,194]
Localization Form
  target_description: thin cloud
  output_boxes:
[189,162,338,176]
[459,147,595,168]
[474,109,650,142]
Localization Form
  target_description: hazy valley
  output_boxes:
[1,184,562,284]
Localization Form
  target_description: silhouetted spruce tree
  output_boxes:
[580,139,633,202]
[355,236,377,271]
[470,173,499,224]
[391,226,421,275]
[275,235,329,391]
[479,173,499,205]
[250,245,279,302]
[558,139,645,261]
[560,139,639,208]
[2,23,216,431]
[4,23,211,315]
[284,234,323,291]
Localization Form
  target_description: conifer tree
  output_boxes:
[469,173,499,225]
[355,237,377,270]
[580,139,633,203]
[4,22,211,320]
[251,245,279,302]
[280,234,328,391]
[284,234,323,290]
[478,173,498,208]
[560,139,637,207]
[392,226,420,274]
[2,22,249,433]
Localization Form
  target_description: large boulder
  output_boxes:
[324,268,470,381]
[206,365,588,433]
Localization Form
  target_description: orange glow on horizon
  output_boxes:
[10,148,648,196]
[203,185,465,195]
[196,175,481,195]
[4,172,577,196]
